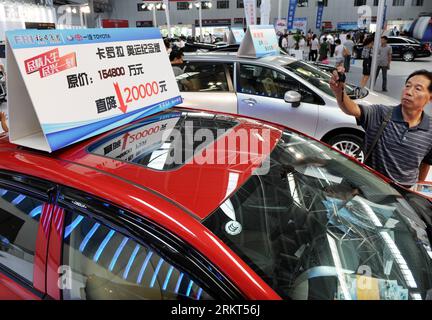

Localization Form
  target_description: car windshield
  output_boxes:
[284,61,367,99]
[203,130,432,300]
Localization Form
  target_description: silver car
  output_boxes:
[176,53,399,162]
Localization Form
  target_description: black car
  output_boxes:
[353,36,431,62]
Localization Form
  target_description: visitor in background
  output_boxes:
[360,37,374,88]
[343,34,355,72]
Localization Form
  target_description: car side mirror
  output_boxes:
[284,91,302,108]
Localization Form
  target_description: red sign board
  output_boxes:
[101,19,129,28]
[194,19,231,27]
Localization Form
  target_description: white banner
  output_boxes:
[244,0,257,27]
[260,0,271,25]
[163,0,172,38]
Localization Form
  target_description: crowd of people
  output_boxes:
[278,29,396,91]
[278,29,369,63]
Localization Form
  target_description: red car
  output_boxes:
[0,108,431,300]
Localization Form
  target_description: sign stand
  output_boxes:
[237,25,279,58]
[224,27,246,45]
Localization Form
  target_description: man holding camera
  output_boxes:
[330,68,432,188]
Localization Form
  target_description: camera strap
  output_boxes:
[364,109,393,163]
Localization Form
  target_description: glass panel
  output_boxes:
[177,63,229,92]
[62,210,213,300]
[239,64,322,104]
[0,187,44,283]
[284,61,362,99]
[88,111,237,171]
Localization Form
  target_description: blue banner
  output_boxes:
[382,4,388,29]
[287,0,298,30]
[337,22,359,31]
[316,2,324,30]
[7,28,162,49]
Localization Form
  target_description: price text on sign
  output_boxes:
[113,80,167,114]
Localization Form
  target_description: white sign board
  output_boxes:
[225,27,246,45]
[237,25,279,58]
[6,28,181,152]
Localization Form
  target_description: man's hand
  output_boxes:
[0,111,8,133]
[329,67,362,118]
[329,67,346,102]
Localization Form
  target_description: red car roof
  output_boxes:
[0,110,283,220]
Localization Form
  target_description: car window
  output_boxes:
[176,62,229,92]
[0,187,45,284]
[62,209,213,300]
[388,38,405,44]
[284,61,358,99]
[238,64,324,104]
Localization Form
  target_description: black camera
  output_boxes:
[337,71,346,83]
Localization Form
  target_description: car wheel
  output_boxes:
[328,134,365,163]
[402,51,415,62]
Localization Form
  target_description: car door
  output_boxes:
[176,61,238,114]
[46,186,243,300]
[387,37,403,57]
[0,172,55,300]
[236,63,320,138]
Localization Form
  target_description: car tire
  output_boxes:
[402,51,415,62]
[327,134,365,163]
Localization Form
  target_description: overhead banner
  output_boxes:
[316,1,324,30]
[260,0,271,26]
[382,3,388,30]
[237,25,279,58]
[287,0,298,30]
[244,0,257,26]
[6,28,182,152]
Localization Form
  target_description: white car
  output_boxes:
[176,53,399,162]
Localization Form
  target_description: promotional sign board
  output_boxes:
[237,25,279,58]
[289,17,308,34]
[224,27,246,44]
[274,18,307,35]
[274,19,287,35]
[6,28,182,152]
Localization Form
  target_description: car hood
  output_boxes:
[355,90,400,107]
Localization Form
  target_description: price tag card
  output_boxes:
[6,28,181,152]
[237,25,279,58]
